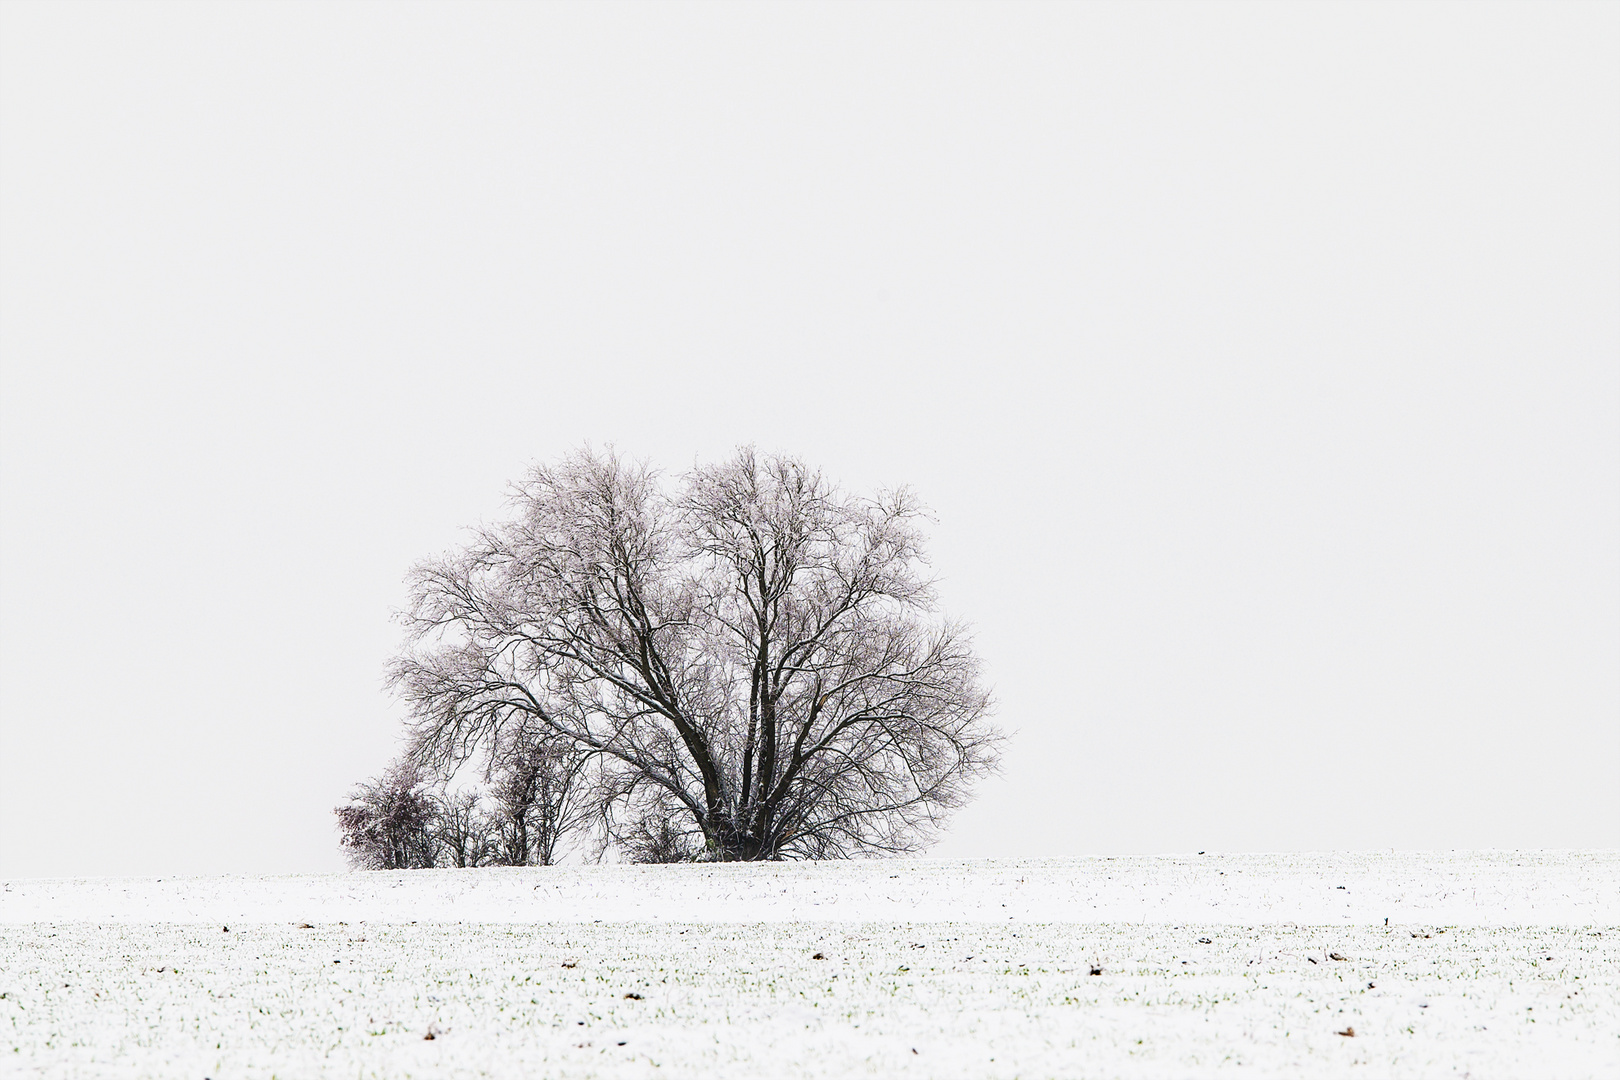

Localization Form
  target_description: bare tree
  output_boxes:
[618,811,702,864]
[336,730,591,869]
[485,725,591,866]
[430,787,490,868]
[392,446,1001,861]
[334,758,439,869]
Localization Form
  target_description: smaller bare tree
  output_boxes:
[431,788,490,868]
[334,759,438,870]
[483,726,592,866]
[617,812,703,864]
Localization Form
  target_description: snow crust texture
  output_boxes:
[3,852,1615,1078]
[3,850,1613,926]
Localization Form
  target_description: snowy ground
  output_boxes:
[3,852,1616,1078]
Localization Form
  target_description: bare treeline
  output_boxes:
[337,446,1001,865]
[335,728,591,869]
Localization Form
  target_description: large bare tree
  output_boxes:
[392,446,1000,861]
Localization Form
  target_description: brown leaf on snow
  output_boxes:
[1329,953,1348,961]
[1337,1026,1355,1037]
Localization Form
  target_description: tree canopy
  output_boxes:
[384,446,1001,861]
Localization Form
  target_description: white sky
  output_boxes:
[2,2,1616,878]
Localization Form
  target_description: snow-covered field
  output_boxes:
[3,852,1616,1078]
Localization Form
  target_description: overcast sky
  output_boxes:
[2,2,1616,878]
